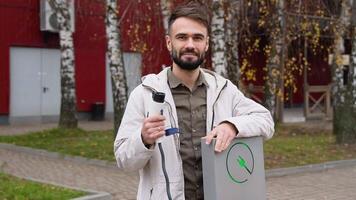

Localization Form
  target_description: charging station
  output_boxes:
[201,137,266,200]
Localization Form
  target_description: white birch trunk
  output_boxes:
[49,0,78,128]
[333,0,356,143]
[332,0,352,105]
[211,0,227,77]
[352,27,356,105]
[351,25,356,106]
[106,0,128,134]
[225,0,240,86]
[160,0,171,34]
[265,0,284,119]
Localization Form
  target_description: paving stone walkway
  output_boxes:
[0,146,138,200]
[267,165,356,200]
[0,121,355,199]
[1,144,355,200]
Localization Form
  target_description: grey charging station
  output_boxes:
[201,137,266,200]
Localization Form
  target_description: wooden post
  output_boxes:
[303,37,308,118]
[326,84,332,119]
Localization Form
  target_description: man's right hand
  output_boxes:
[141,115,166,145]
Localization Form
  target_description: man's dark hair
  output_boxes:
[168,1,210,34]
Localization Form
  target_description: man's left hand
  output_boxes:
[203,122,238,152]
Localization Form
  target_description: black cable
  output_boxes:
[158,143,173,200]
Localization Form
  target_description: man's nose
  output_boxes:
[185,38,195,49]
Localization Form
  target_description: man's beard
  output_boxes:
[172,48,205,71]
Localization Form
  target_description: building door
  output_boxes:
[106,52,142,116]
[10,47,60,123]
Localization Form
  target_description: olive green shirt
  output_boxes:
[168,68,208,200]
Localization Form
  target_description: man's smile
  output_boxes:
[181,52,198,60]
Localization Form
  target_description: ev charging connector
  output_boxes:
[148,91,173,200]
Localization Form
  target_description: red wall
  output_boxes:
[0,0,59,114]
[0,0,170,114]
[72,0,106,111]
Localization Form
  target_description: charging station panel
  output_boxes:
[201,137,266,200]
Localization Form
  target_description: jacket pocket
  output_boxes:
[150,176,184,200]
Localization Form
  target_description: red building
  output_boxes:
[0,0,333,124]
[0,0,171,124]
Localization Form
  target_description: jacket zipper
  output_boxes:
[149,188,153,200]
[210,80,228,130]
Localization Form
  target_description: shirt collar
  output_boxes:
[167,67,209,89]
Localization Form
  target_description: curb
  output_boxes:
[266,159,356,178]
[9,176,112,200]
[1,142,356,179]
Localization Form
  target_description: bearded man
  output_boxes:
[114,1,274,200]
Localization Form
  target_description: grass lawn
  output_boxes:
[264,124,356,168]
[0,128,115,161]
[0,172,86,199]
[0,124,355,169]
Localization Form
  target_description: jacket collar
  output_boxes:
[141,67,227,93]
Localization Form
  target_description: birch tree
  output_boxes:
[161,0,171,34]
[49,0,78,128]
[106,0,128,134]
[332,0,356,143]
[264,0,285,120]
[225,0,240,86]
[352,1,356,109]
[211,0,227,77]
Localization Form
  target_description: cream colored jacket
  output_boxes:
[114,68,274,200]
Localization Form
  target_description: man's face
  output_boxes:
[166,17,209,71]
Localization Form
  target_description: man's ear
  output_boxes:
[166,35,172,52]
[205,36,209,52]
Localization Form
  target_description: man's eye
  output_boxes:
[177,36,186,40]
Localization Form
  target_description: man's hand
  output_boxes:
[203,122,237,152]
[141,115,166,145]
